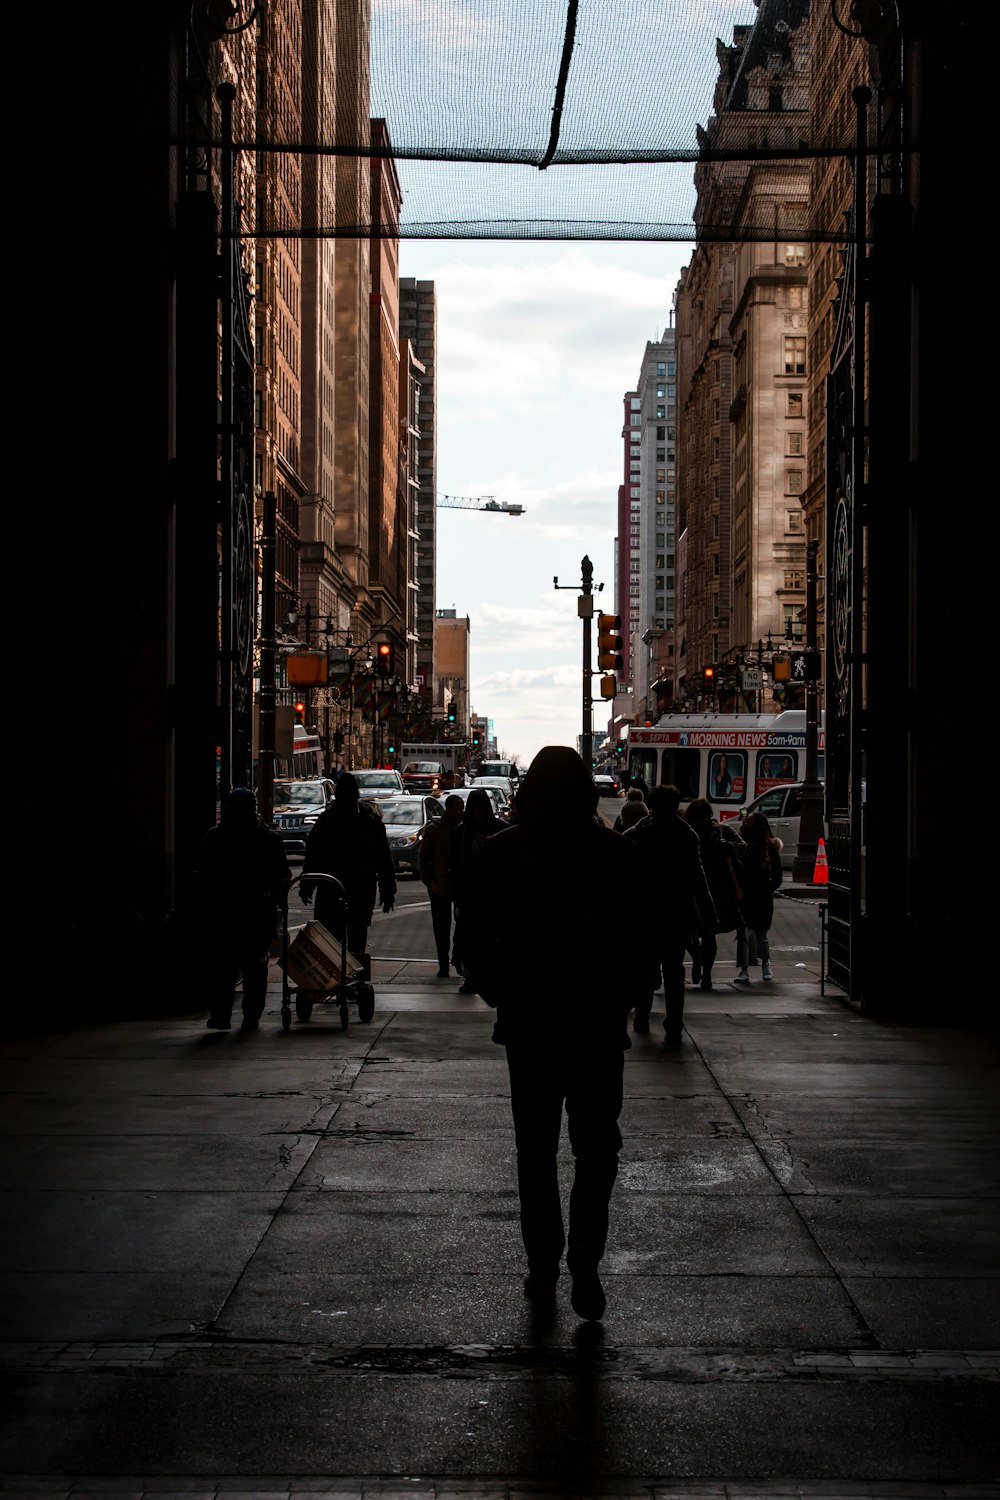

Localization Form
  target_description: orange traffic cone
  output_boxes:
[812,836,829,885]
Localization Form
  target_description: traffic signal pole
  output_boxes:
[554,555,596,769]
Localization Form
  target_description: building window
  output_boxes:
[655,554,664,568]
[786,508,804,533]
[655,597,665,611]
[656,469,665,483]
[656,406,665,420]
[787,392,803,418]
[656,362,665,376]
[656,384,665,398]
[666,554,675,568]
[786,470,804,495]
[630,487,640,498]
[656,426,665,440]
[630,397,640,410]
[786,431,803,456]
[784,569,805,590]
[655,532,665,547]
[785,244,806,265]
[631,413,641,426]
[784,338,806,375]
[657,449,665,462]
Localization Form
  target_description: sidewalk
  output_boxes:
[0,952,998,1498]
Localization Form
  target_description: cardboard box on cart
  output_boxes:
[281,919,363,992]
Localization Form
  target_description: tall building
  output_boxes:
[676,0,810,698]
[366,118,404,646]
[616,390,639,688]
[399,337,426,690]
[635,327,679,718]
[399,279,439,710]
[434,609,471,734]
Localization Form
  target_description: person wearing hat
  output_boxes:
[300,772,396,959]
[461,745,653,1323]
[195,787,292,1033]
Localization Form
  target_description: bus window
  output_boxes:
[755,751,798,797]
[662,747,700,801]
[708,750,746,805]
[627,748,658,789]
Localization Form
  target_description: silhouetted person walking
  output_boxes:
[624,784,717,1043]
[613,786,649,832]
[196,787,291,1033]
[300,773,395,960]
[451,788,501,996]
[464,746,651,1322]
[683,798,746,989]
[419,793,465,977]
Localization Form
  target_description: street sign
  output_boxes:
[742,669,763,691]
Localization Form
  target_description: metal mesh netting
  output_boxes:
[235,0,888,239]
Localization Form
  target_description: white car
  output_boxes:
[471,774,515,801]
[350,768,407,802]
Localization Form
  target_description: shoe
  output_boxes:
[458,980,477,995]
[452,959,465,976]
[762,961,774,981]
[436,967,449,978]
[206,1015,231,1030]
[734,970,750,985]
[569,1262,606,1322]
[699,977,713,991]
[523,1268,559,1300]
[239,1017,259,1032]
[632,1015,650,1034]
[663,1029,682,1047]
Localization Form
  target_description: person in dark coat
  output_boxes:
[462,746,653,1323]
[196,787,291,1033]
[623,784,717,1043]
[451,788,501,995]
[299,773,395,959]
[683,798,747,991]
[418,793,465,977]
[732,811,783,984]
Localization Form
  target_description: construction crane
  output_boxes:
[436,493,525,516]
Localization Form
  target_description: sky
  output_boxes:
[397,237,695,767]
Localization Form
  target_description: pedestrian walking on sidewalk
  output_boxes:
[418,793,465,977]
[451,788,501,995]
[683,798,747,990]
[612,786,649,833]
[733,811,783,983]
[623,784,717,1043]
[195,787,291,1033]
[300,773,396,960]
[463,745,652,1322]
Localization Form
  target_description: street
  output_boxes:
[285,798,828,985]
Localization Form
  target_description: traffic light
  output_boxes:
[771,655,791,682]
[447,700,457,723]
[702,666,716,693]
[597,613,624,672]
[294,700,305,723]
[472,728,482,748]
[599,674,616,700]
[375,641,394,675]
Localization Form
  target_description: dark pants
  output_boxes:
[635,932,687,1034]
[208,943,270,1025]
[504,1038,624,1277]
[429,891,456,969]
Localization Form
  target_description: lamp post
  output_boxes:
[792,538,825,881]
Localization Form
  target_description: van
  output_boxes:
[476,759,519,785]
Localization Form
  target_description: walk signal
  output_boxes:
[597,613,624,671]
[375,641,394,675]
[599,673,616,700]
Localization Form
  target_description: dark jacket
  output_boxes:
[451,790,501,911]
[300,801,396,929]
[418,808,463,897]
[196,790,291,950]
[735,839,783,930]
[463,818,653,1045]
[690,819,746,934]
[623,813,716,944]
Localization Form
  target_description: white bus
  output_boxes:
[623,708,825,823]
[274,724,324,781]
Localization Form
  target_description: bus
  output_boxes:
[274,724,324,781]
[623,708,824,822]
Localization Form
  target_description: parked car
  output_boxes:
[593,773,623,798]
[373,795,444,877]
[270,777,337,856]
[737,782,826,870]
[351,768,406,803]
[434,785,511,822]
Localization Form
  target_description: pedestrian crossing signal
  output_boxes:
[599,673,616,700]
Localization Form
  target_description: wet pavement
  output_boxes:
[0,931,998,1498]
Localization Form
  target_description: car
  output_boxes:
[471,774,515,802]
[400,759,449,795]
[351,768,406,802]
[270,777,337,856]
[737,782,827,870]
[476,758,519,786]
[434,784,510,822]
[593,773,623,798]
[372,795,444,876]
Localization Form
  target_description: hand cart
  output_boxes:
[278,872,376,1032]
